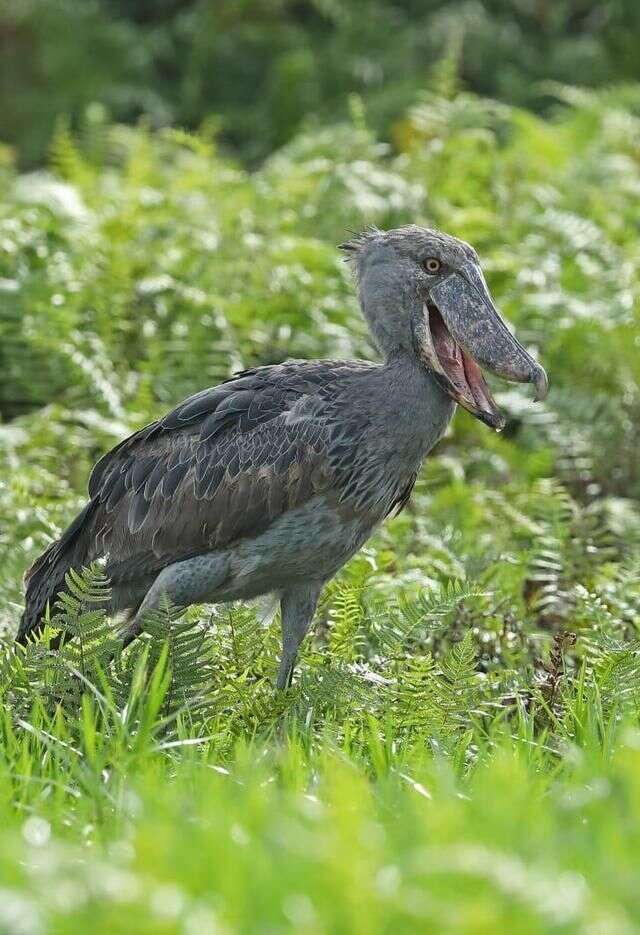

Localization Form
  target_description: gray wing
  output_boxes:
[85,359,374,577]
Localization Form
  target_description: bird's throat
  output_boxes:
[378,351,456,462]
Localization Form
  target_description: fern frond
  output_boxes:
[51,564,115,679]
[374,579,484,657]
[440,630,478,689]
[327,584,365,662]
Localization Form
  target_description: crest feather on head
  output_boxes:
[338,226,382,255]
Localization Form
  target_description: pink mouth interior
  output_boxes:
[429,304,499,415]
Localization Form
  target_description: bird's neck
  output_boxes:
[372,349,456,461]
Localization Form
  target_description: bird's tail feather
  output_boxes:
[17,500,97,644]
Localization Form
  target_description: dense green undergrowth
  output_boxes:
[2,86,640,931]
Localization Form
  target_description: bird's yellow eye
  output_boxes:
[423,257,441,273]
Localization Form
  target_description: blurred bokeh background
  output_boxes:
[3,0,640,167]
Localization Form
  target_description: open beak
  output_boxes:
[414,261,548,430]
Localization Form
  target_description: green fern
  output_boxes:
[51,564,115,675]
[141,600,210,685]
[440,630,478,690]
[326,584,365,663]
[392,630,482,741]
[374,579,484,657]
[48,117,92,189]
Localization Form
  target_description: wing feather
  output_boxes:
[82,360,376,577]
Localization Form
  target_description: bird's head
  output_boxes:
[341,225,548,430]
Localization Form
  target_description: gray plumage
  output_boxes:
[19,226,547,688]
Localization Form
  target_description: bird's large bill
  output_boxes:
[417,262,548,429]
[422,301,506,429]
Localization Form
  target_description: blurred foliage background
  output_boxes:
[3,2,640,931]
[3,0,640,166]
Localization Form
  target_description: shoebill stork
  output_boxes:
[19,226,548,688]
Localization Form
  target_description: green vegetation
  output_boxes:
[3,0,640,165]
[3,75,640,931]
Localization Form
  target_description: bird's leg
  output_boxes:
[276,583,322,690]
[118,553,230,646]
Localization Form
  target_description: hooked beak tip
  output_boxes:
[532,365,549,402]
[482,409,507,432]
